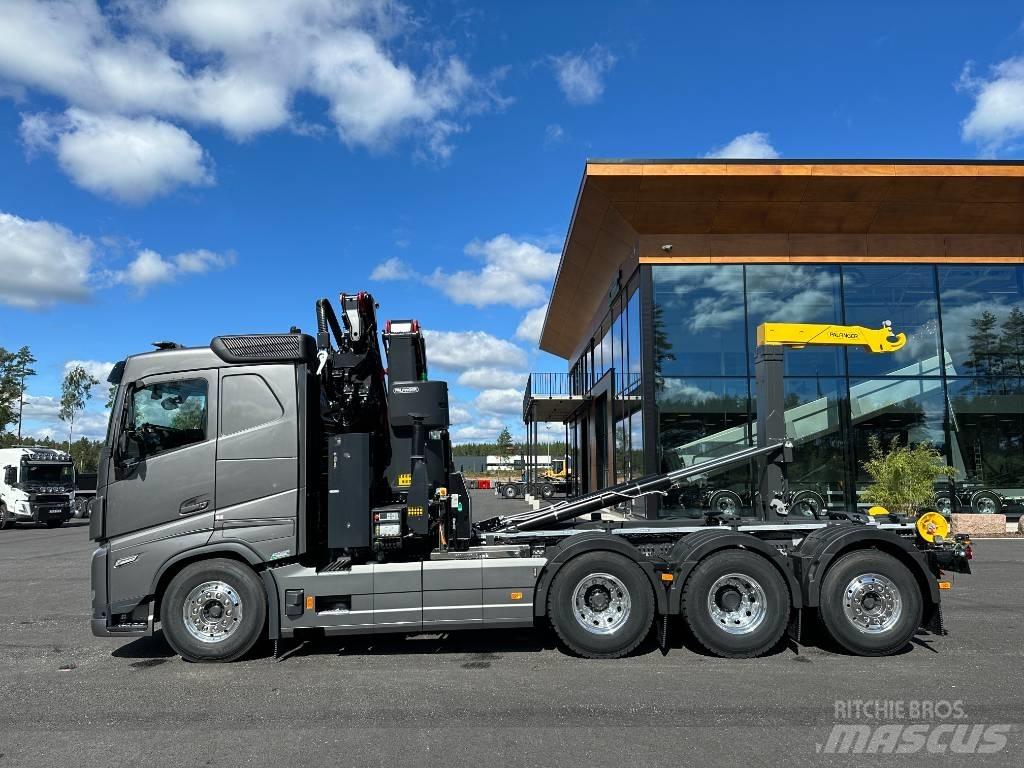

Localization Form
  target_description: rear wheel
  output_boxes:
[502,484,518,499]
[818,550,922,656]
[548,552,654,658]
[682,550,789,658]
[791,490,827,519]
[161,558,266,662]
[971,490,1001,515]
[0,504,13,530]
[934,492,958,516]
[540,483,555,500]
[708,489,743,517]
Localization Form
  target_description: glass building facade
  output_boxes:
[566,262,1024,519]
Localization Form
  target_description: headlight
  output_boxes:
[16,501,30,515]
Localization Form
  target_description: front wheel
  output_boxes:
[682,550,789,657]
[0,504,13,530]
[548,552,654,658]
[161,558,267,662]
[502,484,518,499]
[818,550,922,656]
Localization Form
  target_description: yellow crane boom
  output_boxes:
[756,321,906,353]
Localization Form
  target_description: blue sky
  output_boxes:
[1,0,1023,443]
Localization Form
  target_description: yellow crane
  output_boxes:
[756,320,906,352]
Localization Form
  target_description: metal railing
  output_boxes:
[522,372,572,422]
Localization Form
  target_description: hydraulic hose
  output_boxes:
[315,298,345,349]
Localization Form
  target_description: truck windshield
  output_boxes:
[23,463,74,485]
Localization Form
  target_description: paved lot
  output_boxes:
[1,491,1022,767]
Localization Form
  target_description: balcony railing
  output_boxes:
[523,372,572,421]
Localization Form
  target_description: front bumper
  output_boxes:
[14,502,72,523]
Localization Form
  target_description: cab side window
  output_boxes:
[129,378,208,458]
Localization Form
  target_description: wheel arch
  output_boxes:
[794,527,939,615]
[666,529,801,614]
[150,544,280,639]
[533,533,668,617]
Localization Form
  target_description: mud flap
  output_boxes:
[787,607,802,653]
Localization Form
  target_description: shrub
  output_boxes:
[861,435,957,517]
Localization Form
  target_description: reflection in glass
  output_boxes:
[842,265,942,377]
[939,266,1024,380]
[849,376,946,509]
[946,378,1024,514]
[652,265,747,377]
[656,377,751,518]
[745,265,844,376]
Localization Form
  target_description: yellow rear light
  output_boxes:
[938,581,952,590]
[660,573,674,582]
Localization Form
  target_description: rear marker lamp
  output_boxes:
[938,581,952,590]
[660,573,674,582]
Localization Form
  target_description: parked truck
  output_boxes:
[0,446,76,528]
[90,301,972,662]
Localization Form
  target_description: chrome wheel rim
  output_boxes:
[572,573,631,635]
[975,496,997,514]
[842,573,902,634]
[183,580,243,644]
[707,573,768,635]
[935,496,952,514]
[714,495,738,515]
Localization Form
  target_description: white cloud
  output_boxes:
[705,131,780,159]
[370,256,416,281]
[22,394,110,440]
[22,109,213,203]
[113,248,234,291]
[544,123,564,145]
[427,234,559,308]
[63,360,117,385]
[457,368,528,390]
[0,212,93,308]
[0,0,503,180]
[423,330,527,371]
[551,45,616,105]
[959,57,1024,154]
[449,406,473,425]
[515,303,548,344]
[451,424,506,443]
[473,388,523,416]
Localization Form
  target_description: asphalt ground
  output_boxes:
[1,490,1022,768]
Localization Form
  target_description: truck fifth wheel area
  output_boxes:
[90,294,972,662]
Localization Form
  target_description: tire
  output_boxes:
[971,490,1001,515]
[540,483,555,500]
[45,518,64,528]
[502,484,518,499]
[791,490,827,519]
[161,558,267,662]
[818,550,923,656]
[0,504,13,530]
[708,489,743,517]
[682,550,789,658]
[933,492,958,516]
[547,551,654,659]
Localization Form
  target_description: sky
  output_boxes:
[1,0,1023,445]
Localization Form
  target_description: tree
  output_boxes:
[0,346,16,436]
[10,346,37,439]
[964,310,1001,391]
[860,435,957,517]
[1001,307,1024,379]
[496,427,514,466]
[59,365,99,452]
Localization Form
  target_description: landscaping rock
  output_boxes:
[952,513,1007,537]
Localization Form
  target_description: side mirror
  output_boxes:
[3,467,15,485]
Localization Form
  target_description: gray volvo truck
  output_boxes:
[90,293,972,662]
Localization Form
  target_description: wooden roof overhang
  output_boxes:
[540,160,1024,359]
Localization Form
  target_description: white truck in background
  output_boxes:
[0,446,76,529]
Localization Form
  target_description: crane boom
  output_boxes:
[756,321,906,352]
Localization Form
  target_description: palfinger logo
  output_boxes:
[817,723,1015,755]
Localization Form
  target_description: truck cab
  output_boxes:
[0,447,76,528]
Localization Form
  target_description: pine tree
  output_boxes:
[964,310,1001,392]
[1001,307,1024,379]
[11,346,37,439]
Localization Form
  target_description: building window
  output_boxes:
[652,264,747,377]
[843,265,942,377]
[938,266,1024,379]
[656,377,752,518]
[745,264,844,376]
